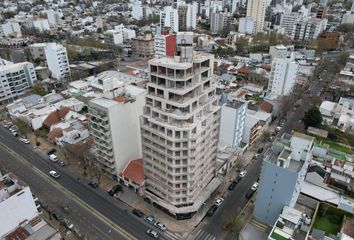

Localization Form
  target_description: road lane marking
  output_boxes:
[0,142,136,240]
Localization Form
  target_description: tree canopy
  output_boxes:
[303,106,323,128]
[32,84,47,96]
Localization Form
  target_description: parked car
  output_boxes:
[88,181,98,188]
[58,161,65,167]
[275,126,282,132]
[47,148,56,155]
[215,197,224,206]
[207,205,218,217]
[234,175,242,183]
[19,138,30,144]
[228,181,237,191]
[245,189,255,199]
[131,209,143,218]
[253,154,260,160]
[144,215,155,225]
[107,185,123,196]
[63,218,74,230]
[11,131,18,137]
[49,154,58,163]
[49,170,60,179]
[239,171,247,178]
[154,222,167,231]
[257,148,264,154]
[251,182,259,191]
[51,212,63,221]
[146,229,159,239]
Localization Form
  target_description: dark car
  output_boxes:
[47,148,56,155]
[51,212,63,221]
[257,148,264,154]
[234,176,242,184]
[88,181,99,188]
[132,209,144,217]
[108,185,123,196]
[207,205,218,217]
[245,189,255,199]
[228,181,237,191]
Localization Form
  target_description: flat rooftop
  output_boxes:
[226,100,246,109]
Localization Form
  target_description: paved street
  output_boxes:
[0,127,175,240]
[189,68,327,239]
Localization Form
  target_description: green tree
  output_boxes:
[14,118,31,138]
[58,143,71,166]
[32,84,46,96]
[4,11,16,19]
[236,37,248,54]
[96,27,103,34]
[338,52,350,66]
[303,106,323,128]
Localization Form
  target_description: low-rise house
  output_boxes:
[319,98,354,131]
[48,119,89,146]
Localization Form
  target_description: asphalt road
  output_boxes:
[0,127,172,240]
[191,74,326,240]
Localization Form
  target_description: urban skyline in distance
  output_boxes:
[0,0,354,240]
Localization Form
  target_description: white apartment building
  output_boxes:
[253,132,314,225]
[291,18,327,41]
[238,17,256,34]
[0,174,38,237]
[219,100,247,150]
[342,11,354,24]
[132,1,144,20]
[280,14,327,41]
[44,43,70,80]
[267,53,298,100]
[29,43,48,61]
[141,51,221,219]
[30,19,51,32]
[210,11,227,33]
[0,62,37,103]
[160,6,179,33]
[106,25,136,45]
[269,44,288,59]
[246,0,266,33]
[47,9,61,27]
[89,84,146,176]
[0,22,21,37]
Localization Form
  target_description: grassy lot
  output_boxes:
[270,232,288,240]
[313,214,342,235]
[315,138,354,155]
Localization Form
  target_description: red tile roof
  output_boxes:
[120,159,144,186]
[47,128,63,143]
[259,100,273,113]
[238,66,251,74]
[5,227,30,240]
[43,107,71,128]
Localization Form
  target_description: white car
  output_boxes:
[251,182,259,191]
[275,126,282,132]
[154,222,167,231]
[49,154,58,163]
[215,197,224,206]
[239,171,247,178]
[11,131,18,137]
[20,138,30,144]
[49,170,60,179]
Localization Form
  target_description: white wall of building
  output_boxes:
[0,62,37,102]
[160,6,179,33]
[238,17,256,34]
[44,43,70,80]
[267,55,298,100]
[219,101,247,149]
[246,0,266,33]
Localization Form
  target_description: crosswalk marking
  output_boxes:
[192,229,217,240]
[164,230,181,240]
